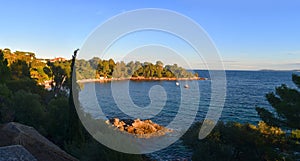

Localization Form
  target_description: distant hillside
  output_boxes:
[1,48,199,84]
[76,57,199,80]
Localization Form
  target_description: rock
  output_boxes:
[144,120,152,124]
[122,119,134,125]
[107,118,172,138]
[126,126,135,134]
[118,121,126,127]
[0,122,78,161]
[132,120,157,133]
[0,145,37,161]
[135,129,145,135]
[153,123,163,131]
[112,118,120,127]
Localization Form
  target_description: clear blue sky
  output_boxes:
[1,0,299,70]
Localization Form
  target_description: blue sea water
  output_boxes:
[79,70,297,160]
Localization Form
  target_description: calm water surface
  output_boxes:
[79,70,297,160]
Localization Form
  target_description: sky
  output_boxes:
[0,0,299,70]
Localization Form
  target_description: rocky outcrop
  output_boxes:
[0,122,78,161]
[0,145,37,161]
[106,118,172,138]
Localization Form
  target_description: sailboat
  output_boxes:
[176,82,180,86]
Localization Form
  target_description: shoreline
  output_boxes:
[76,77,207,83]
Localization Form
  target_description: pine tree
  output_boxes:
[66,49,85,145]
[0,50,11,83]
[256,74,300,129]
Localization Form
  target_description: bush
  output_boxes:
[11,90,47,134]
[182,121,296,161]
[46,97,70,146]
[0,84,13,123]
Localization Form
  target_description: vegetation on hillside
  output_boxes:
[1,48,198,84]
[77,58,198,79]
[0,49,143,161]
[182,121,299,161]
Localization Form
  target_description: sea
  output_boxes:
[79,70,298,161]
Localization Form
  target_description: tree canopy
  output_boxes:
[256,74,300,129]
[0,50,11,83]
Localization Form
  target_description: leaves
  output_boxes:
[256,74,300,129]
[182,121,295,161]
[0,50,11,83]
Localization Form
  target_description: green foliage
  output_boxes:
[10,60,31,80]
[66,56,197,79]
[75,59,95,80]
[6,79,45,95]
[30,60,50,84]
[2,48,35,66]
[47,60,72,92]
[0,84,12,98]
[291,129,300,140]
[46,97,69,145]
[0,84,13,123]
[106,60,195,79]
[2,48,50,84]
[2,48,73,91]
[0,50,11,83]
[2,48,198,84]
[256,74,300,129]
[182,121,297,161]
[0,48,144,161]
[165,64,194,78]
[112,61,128,78]
[88,57,101,69]
[293,74,300,88]
[11,90,47,133]
[67,49,85,146]
[65,138,143,161]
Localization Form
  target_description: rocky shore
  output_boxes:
[77,76,207,83]
[0,122,77,161]
[106,118,172,138]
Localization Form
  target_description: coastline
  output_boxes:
[76,76,207,83]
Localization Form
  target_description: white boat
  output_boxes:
[184,84,189,88]
[176,82,180,86]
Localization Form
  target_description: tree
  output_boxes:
[12,90,46,131]
[256,74,300,129]
[0,50,11,83]
[47,97,70,146]
[47,61,71,94]
[112,61,129,78]
[30,60,50,84]
[88,57,101,69]
[155,60,163,67]
[66,49,85,145]
[76,59,95,79]
[76,58,196,79]
[0,84,13,122]
[182,121,295,161]
[108,58,115,75]
[97,60,111,77]
[126,61,135,76]
[10,60,30,80]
